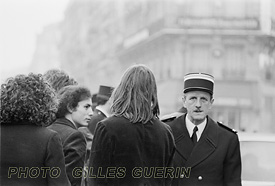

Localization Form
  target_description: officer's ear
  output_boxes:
[182,95,187,107]
[209,97,214,110]
[210,98,214,104]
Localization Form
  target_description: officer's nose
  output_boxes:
[195,100,202,108]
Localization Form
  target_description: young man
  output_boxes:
[165,73,241,186]
[48,85,93,186]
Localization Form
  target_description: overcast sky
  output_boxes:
[0,0,70,81]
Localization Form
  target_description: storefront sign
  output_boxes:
[177,17,259,30]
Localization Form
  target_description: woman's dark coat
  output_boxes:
[87,116,176,186]
[1,123,71,186]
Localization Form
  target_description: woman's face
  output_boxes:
[71,98,93,127]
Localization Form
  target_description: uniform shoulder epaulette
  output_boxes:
[161,116,177,123]
[161,112,184,123]
[217,121,238,134]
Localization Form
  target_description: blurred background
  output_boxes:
[1,0,275,133]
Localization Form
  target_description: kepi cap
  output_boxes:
[184,73,214,95]
[97,85,114,100]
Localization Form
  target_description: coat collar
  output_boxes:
[170,114,218,168]
[53,118,78,130]
[95,106,109,117]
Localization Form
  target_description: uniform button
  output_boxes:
[198,176,203,181]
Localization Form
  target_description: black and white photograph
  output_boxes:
[1,0,275,186]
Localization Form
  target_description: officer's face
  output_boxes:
[183,91,214,125]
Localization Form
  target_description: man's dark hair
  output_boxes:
[56,85,91,118]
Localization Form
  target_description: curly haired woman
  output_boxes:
[0,73,70,186]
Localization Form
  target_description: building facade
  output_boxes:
[31,0,275,133]
[59,0,124,92]
[118,0,275,132]
[30,23,62,73]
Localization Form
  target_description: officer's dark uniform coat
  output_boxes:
[167,114,241,186]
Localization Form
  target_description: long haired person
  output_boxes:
[88,64,175,186]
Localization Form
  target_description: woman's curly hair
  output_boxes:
[43,69,78,92]
[0,73,58,126]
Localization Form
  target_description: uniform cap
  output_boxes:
[183,73,214,95]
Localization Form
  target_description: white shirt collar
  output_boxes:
[95,105,110,117]
[185,114,207,141]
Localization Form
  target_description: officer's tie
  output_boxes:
[191,126,198,144]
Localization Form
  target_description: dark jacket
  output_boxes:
[48,118,87,186]
[167,114,242,186]
[87,109,106,135]
[1,123,70,186]
[87,116,176,186]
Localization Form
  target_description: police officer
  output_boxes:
[164,73,242,186]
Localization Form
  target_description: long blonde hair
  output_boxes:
[111,64,160,124]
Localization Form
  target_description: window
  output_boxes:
[188,0,214,17]
[264,96,273,112]
[223,0,246,18]
[223,45,245,78]
[189,44,209,72]
[228,110,239,129]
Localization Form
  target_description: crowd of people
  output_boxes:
[0,64,242,186]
